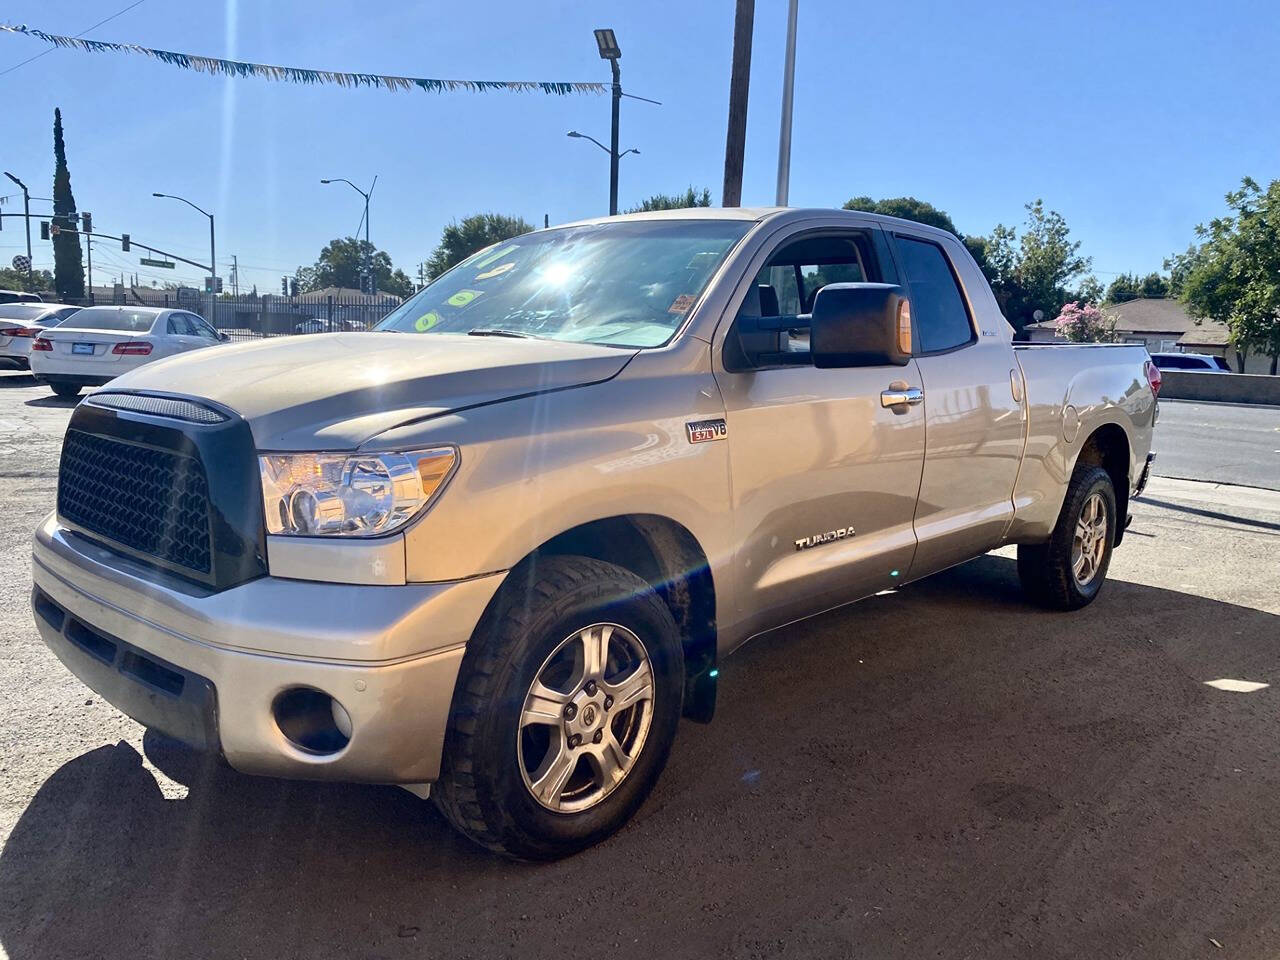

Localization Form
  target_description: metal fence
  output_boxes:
[53,288,406,341]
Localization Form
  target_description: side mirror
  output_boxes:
[811,283,912,368]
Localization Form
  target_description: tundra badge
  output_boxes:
[795,526,856,551]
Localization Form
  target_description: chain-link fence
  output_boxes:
[51,287,406,341]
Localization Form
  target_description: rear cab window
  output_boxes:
[891,235,976,354]
[64,308,156,333]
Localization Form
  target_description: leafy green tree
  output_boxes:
[51,108,84,300]
[1139,272,1169,299]
[1180,177,1280,374]
[426,213,534,279]
[1075,275,1105,305]
[981,200,1091,329]
[1164,244,1200,297]
[298,237,412,297]
[1105,272,1142,304]
[625,187,713,213]
[843,195,959,233]
[0,266,54,292]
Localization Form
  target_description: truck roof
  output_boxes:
[554,207,960,242]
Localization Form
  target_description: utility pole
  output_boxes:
[775,0,799,206]
[722,0,755,207]
[231,254,239,296]
[86,230,93,303]
[4,172,33,288]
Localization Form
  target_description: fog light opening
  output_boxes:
[272,687,351,754]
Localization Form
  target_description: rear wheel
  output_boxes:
[50,382,81,399]
[1018,464,1117,610]
[434,555,683,860]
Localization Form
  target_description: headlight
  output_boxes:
[259,448,457,537]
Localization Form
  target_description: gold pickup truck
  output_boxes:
[31,208,1158,859]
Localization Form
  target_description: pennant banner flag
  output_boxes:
[0,23,607,96]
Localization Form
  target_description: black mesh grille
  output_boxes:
[58,430,213,574]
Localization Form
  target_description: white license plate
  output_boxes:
[72,342,94,355]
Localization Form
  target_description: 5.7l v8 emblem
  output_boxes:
[686,418,727,444]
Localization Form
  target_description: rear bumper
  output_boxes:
[32,513,506,783]
[31,372,113,387]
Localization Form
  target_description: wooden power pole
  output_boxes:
[722,0,755,207]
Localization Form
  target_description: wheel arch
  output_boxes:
[1072,422,1130,544]
[505,514,719,723]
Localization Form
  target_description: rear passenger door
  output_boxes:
[890,231,1025,576]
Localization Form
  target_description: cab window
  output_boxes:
[728,229,891,369]
[892,235,975,354]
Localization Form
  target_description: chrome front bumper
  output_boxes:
[31,513,506,783]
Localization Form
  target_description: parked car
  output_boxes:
[31,208,1157,859]
[1150,351,1233,372]
[0,289,42,305]
[29,305,227,398]
[294,317,368,333]
[0,302,82,368]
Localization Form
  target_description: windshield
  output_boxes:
[0,305,51,321]
[376,219,750,348]
[65,308,157,333]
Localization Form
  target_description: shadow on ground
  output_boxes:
[3,556,1278,960]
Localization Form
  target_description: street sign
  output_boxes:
[139,257,175,269]
[11,255,30,272]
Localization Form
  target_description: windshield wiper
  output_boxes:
[467,328,533,339]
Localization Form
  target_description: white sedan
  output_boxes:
[0,303,83,369]
[30,305,227,398]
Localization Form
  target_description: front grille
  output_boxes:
[58,429,213,574]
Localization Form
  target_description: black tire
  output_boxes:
[1017,464,1117,610]
[434,555,684,860]
[50,382,80,399]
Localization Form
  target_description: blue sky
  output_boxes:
[3,0,1278,293]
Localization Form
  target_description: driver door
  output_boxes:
[713,223,926,640]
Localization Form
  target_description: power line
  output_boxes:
[0,0,147,77]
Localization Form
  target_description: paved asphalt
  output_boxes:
[2,369,1280,960]
[1153,399,1280,490]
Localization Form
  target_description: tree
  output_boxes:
[624,187,713,213]
[51,108,85,300]
[1139,272,1169,299]
[1054,301,1119,342]
[0,267,54,292]
[298,237,413,297]
[1180,177,1280,374]
[1105,272,1142,304]
[980,200,1092,329]
[843,195,960,234]
[426,213,534,279]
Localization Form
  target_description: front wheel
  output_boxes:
[434,555,684,860]
[1017,464,1117,610]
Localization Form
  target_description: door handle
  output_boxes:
[880,385,923,408]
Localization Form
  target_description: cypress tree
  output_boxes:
[52,108,85,300]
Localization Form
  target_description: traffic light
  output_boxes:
[81,211,92,233]
[121,233,130,252]
[281,276,288,296]
[289,278,298,297]
[215,277,223,294]
[40,221,49,241]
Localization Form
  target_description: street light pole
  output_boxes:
[775,0,799,206]
[566,131,639,215]
[321,177,376,293]
[152,192,215,320]
[4,172,32,289]
[594,29,623,216]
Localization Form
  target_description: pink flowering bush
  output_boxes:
[1054,301,1120,343]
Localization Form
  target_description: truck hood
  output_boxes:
[102,332,636,449]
